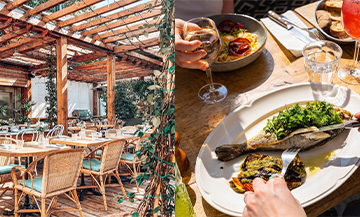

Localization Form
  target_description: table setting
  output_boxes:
[176,0,360,216]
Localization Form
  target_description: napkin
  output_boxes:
[261,10,316,57]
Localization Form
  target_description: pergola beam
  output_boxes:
[6,0,32,11]
[28,0,68,15]
[0,25,32,44]
[73,1,160,32]
[113,37,159,53]
[44,0,103,22]
[103,26,158,44]
[57,0,139,27]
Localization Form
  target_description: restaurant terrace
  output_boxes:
[0,0,172,216]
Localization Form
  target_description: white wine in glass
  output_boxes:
[184,17,228,104]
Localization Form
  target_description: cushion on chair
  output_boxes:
[95,150,102,156]
[20,177,43,193]
[0,164,25,175]
[121,153,135,161]
[83,158,102,171]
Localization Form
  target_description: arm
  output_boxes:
[175,18,208,71]
[222,0,234,14]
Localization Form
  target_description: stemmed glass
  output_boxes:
[337,0,360,84]
[183,17,228,104]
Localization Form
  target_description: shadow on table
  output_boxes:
[218,48,275,95]
[310,83,352,108]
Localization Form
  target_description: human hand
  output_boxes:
[243,175,306,217]
[175,18,208,71]
[355,112,360,133]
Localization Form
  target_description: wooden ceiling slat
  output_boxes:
[95,18,159,40]
[6,0,32,11]
[28,0,68,15]
[113,37,159,53]
[57,0,139,27]
[0,25,32,44]
[73,1,160,32]
[103,26,158,43]
[0,32,48,53]
[44,0,103,21]
[0,18,14,29]
[68,51,105,63]
[127,51,162,66]
[0,36,55,60]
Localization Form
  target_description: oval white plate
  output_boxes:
[195,83,360,216]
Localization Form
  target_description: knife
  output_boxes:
[268,10,313,44]
[300,119,360,135]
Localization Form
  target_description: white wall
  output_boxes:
[31,77,93,118]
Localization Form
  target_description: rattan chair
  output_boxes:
[0,137,22,197]
[79,139,127,211]
[11,149,85,217]
[119,137,141,192]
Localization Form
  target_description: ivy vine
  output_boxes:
[114,0,175,216]
[44,54,57,128]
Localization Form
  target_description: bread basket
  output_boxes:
[314,0,355,44]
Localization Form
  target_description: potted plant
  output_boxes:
[35,122,49,148]
[77,121,86,140]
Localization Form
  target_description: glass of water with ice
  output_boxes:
[303,40,342,84]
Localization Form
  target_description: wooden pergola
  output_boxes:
[0,0,163,133]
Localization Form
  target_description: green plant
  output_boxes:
[0,104,7,119]
[114,0,175,216]
[35,122,49,133]
[13,94,36,125]
[100,79,156,121]
[44,54,57,128]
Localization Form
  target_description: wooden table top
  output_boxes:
[0,142,69,157]
[176,2,360,217]
[95,125,115,129]
[49,137,110,148]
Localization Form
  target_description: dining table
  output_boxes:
[176,1,360,216]
[0,142,69,216]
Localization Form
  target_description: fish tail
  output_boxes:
[215,142,249,161]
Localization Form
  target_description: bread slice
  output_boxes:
[316,10,332,32]
[330,21,347,37]
[325,0,343,10]
[328,10,341,21]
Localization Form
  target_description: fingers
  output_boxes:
[243,205,250,217]
[176,50,207,62]
[268,174,288,191]
[355,112,360,119]
[243,191,255,204]
[175,39,202,52]
[175,58,208,71]
[252,177,266,192]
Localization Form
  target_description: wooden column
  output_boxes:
[92,83,98,117]
[107,54,115,125]
[56,37,68,134]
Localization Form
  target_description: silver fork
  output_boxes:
[281,148,301,176]
[281,16,327,40]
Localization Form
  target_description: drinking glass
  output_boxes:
[337,0,360,84]
[303,40,342,84]
[183,17,228,104]
[17,140,24,149]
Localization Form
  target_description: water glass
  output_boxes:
[116,129,123,136]
[302,40,342,84]
[17,140,24,149]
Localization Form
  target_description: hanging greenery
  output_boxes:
[115,0,175,216]
[99,78,156,120]
[13,94,36,125]
[44,54,57,128]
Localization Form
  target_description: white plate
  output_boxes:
[195,83,360,216]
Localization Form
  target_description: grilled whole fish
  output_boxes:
[215,107,353,161]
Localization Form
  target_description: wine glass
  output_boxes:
[337,0,360,84]
[183,17,228,104]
